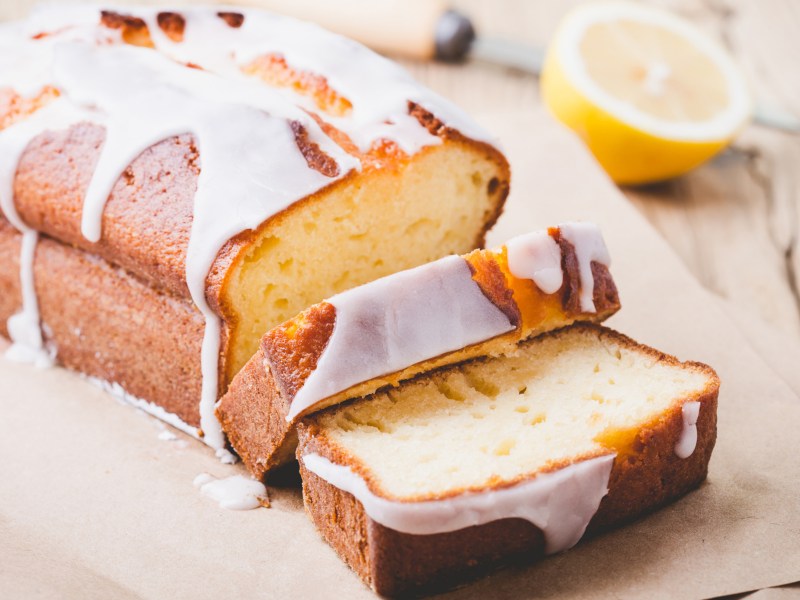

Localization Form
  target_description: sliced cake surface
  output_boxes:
[217,223,621,478]
[297,324,719,596]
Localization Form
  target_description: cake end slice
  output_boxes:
[297,323,719,596]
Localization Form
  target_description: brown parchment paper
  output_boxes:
[1,110,798,600]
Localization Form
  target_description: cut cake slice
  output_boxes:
[217,223,621,479]
[297,323,719,596]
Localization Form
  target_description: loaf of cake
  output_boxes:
[0,6,508,452]
[297,323,719,596]
[217,223,621,478]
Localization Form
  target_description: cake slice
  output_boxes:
[297,324,719,596]
[216,223,621,479]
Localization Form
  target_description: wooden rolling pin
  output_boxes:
[228,0,480,62]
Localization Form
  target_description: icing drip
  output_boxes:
[303,452,615,554]
[193,473,268,510]
[4,231,50,366]
[558,222,611,312]
[675,401,701,459]
[287,256,516,421]
[0,100,89,365]
[506,230,564,295]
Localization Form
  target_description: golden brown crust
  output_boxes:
[217,247,621,481]
[156,12,186,43]
[0,219,23,337]
[296,324,720,596]
[243,54,354,117]
[0,220,205,427]
[555,234,620,316]
[217,12,245,28]
[100,10,155,48]
[216,346,298,474]
[261,302,337,402]
[465,251,521,327]
[289,121,341,177]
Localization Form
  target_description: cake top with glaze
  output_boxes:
[0,5,493,155]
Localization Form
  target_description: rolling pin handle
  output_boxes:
[435,10,476,62]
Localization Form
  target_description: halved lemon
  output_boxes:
[541,2,752,185]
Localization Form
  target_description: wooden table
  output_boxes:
[3,0,799,339]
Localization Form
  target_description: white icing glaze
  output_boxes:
[193,473,267,510]
[675,401,701,459]
[0,6,498,451]
[0,100,90,366]
[157,429,178,442]
[287,256,515,421]
[303,452,615,553]
[506,230,563,295]
[86,376,201,440]
[558,222,611,313]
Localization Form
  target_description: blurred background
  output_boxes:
[2,0,799,341]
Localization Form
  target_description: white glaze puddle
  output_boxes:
[303,452,615,553]
[287,256,516,421]
[193,473,268,510]
[1,6,498,452]
[157,429,178,442]
[675,401,701,458]
[558,222,611,312]
[506,229,564,295]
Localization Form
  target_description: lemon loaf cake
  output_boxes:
[217,223,620,479]
[0,6,508,451]
[297,324,719,596]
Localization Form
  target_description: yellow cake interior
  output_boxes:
[312,325,713,499]
[222,139,507,383]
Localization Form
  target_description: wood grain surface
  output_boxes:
[2,0,799,339]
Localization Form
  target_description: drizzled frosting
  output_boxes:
[675,401,701,459]
[506,229,563,294]
[558,222,612,312]
[193,472,268,510]
[0,6,496,450]
[287,256,516,421]
[303,452,615,554]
